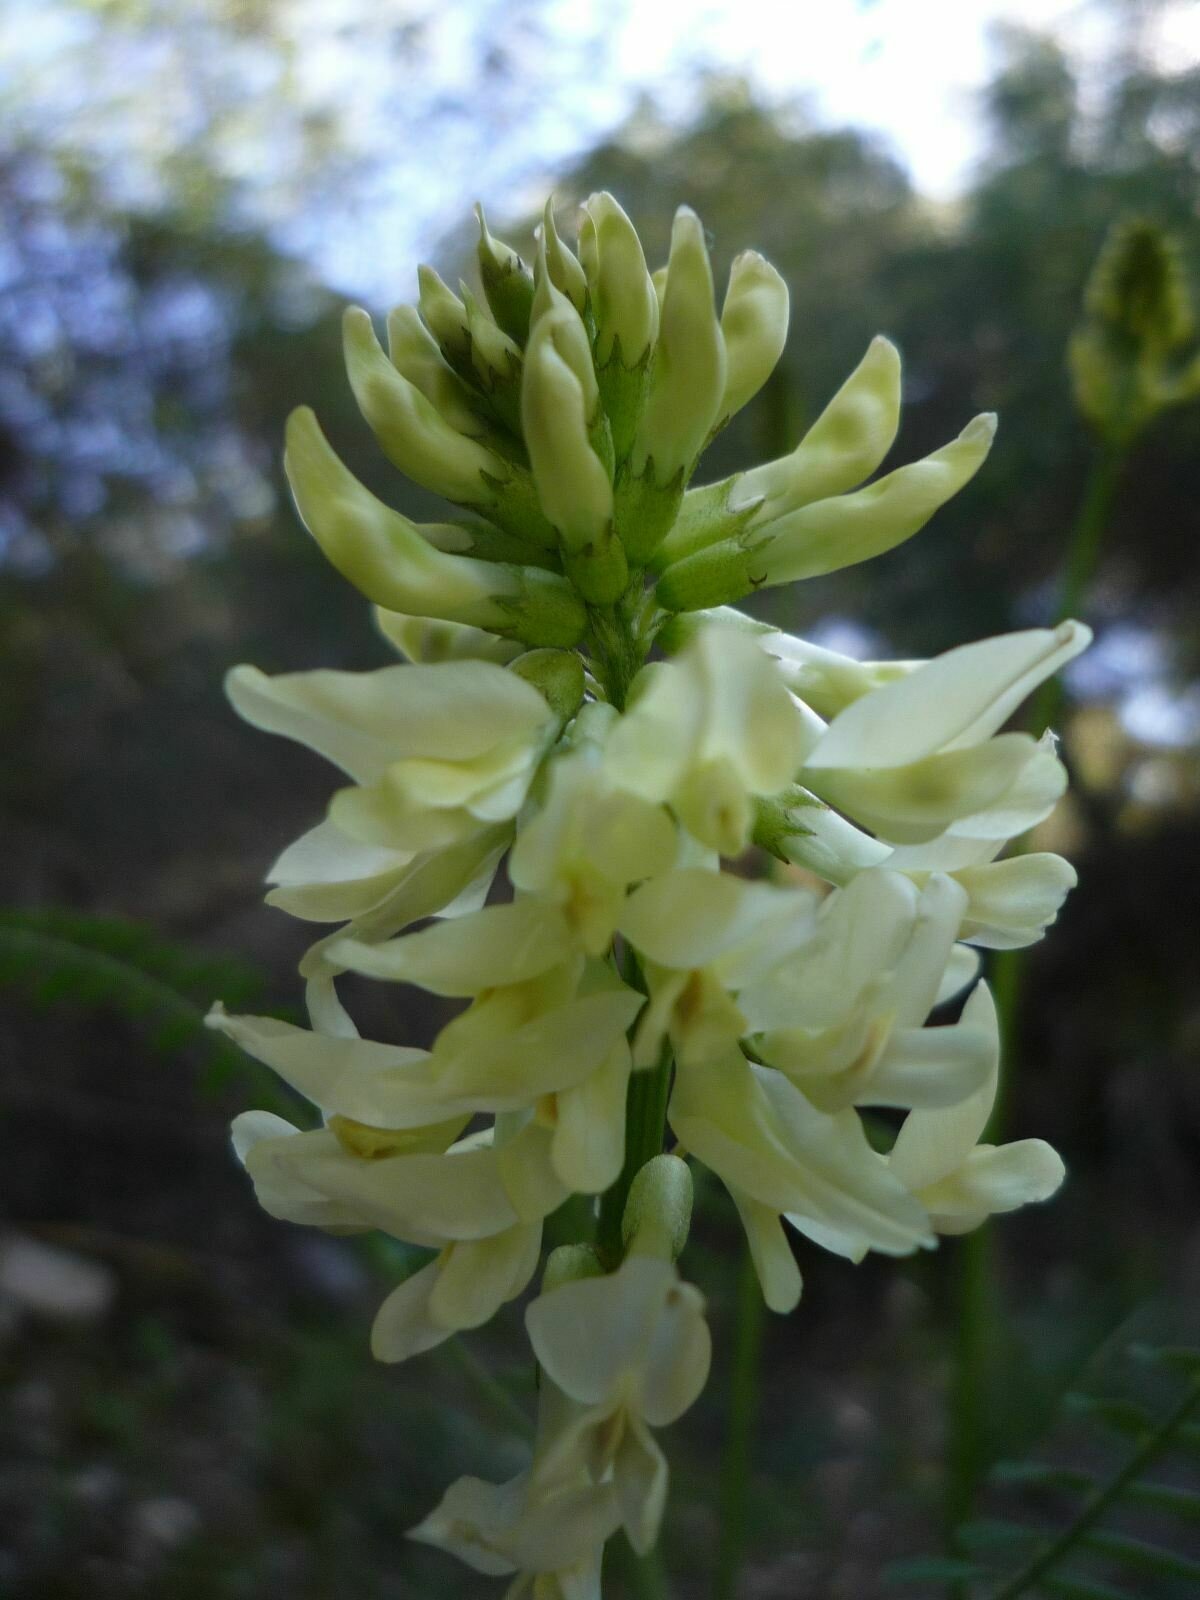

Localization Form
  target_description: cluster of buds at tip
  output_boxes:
[209,194,1092,1594]
[1069,216,1200,448]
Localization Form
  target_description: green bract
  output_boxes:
[212,195,1090,1594]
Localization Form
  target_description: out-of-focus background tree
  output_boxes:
[1,2,1199,1596]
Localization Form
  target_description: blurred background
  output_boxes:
[2,1,1199,1596]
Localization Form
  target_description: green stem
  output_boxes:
[990,441,1122,1139]
[1025,443,1122,746]
[442,1336,533,1442]
[596,1033,674,1267]
[588,588,644,712]
[947,444,1123,1565]
[946,1228,995,1538]
[713,1244,766,1600]
[614,1532,669,1599]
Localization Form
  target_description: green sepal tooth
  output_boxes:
[654,535,760,612]
[476,203,535,344]
[588,410,616,483]
[614,458,686,567]
[478,467,562,552]
[651,473,758,571]
[435,519,562,571]
[595,336,650,466]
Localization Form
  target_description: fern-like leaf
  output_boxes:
[0,907,296,1109]
[888,1313,1200,1598]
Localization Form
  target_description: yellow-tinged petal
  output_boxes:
[805,622,1092,770]
[330,899,573,995]
[633,206,727,479]
[343,307,505,505]
[731,335,902,516]
[578,192,658,366]
[428,1222,542,1332]
[718,251,789,424]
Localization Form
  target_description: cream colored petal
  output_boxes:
[637,1277,712,1426]
[602,662,698,802]
[807,623,1090,770]
[295,826,508,950]
[728,1187,803,1312]
[375,606,523,666]
[887,982,999,1192]
[731,336,901,514]
[867,1012,996,1109]
[408,1472,526,1577]
[633,206,727,478]
[953,854,1077,949]
[620,867,800,971]
[226,664,401,784]
[248,1136,521,1244]
[718,250,789,423]
[208,1005,432,1121]
[369,1257,450,1363]
[331,900,573,995]
[777,802,892,886]
[268,819,412,892]
[935,944,982,1006]
[428,1222,542,1331]
[670,1051,932,1259]
[283,405,515,627]
[739,869,920,1033]
[328,780,479,853]
[945,738,1067,841]
[551,1040,632,1194]
[229,658,551,775]
[809,734,1042,843]
[495,1122,572,1223]
[755,413,996,584]
[436,982,643,1107]
[880,872,971,1028]
[527,1256,685,1408]
[672,757,755,856]
[614,1422,669,1555]
[693,626,808,794]
[919,1139,1066,1233]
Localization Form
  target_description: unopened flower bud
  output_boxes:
[386,303,489,440]
[718,250,789,425]
[529,268,600,418]
[343,307,505,507]
[1069,218,1200,446]
[632,207,727,485]
[417,264,472,368]
[285,406,585,647]
[475,202,535,344]
[522,323,626,603]
[656,411,996,610]
[538,197,589,315]
[374,608,522,665]
[462,285,522,392]
[578,191,659,369]
[753,410,997,583]
[622,1154,694,1262]
[733,334,903,518]
[652,336,903,573]
[541,1242,605,1293]
[1084,216,1193,351]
